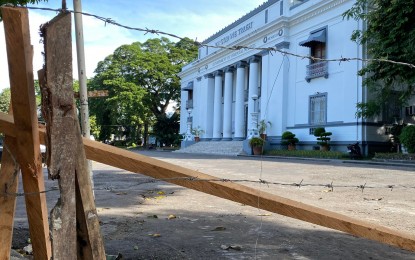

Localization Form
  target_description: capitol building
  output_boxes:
[179,0,410,155]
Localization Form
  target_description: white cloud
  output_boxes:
[0,0,264,91]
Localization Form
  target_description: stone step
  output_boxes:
[175,141,244,156]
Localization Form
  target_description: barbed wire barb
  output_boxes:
[19,6,415,69]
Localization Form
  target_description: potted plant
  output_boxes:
[258,120,272,140]
[281,131,299,150]
[249,137,265,155]
[313,127,332,151]
[399,125,415,153]
[191,126,204,142]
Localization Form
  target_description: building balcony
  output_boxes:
[186,99,193,109]
[305,61,328,82]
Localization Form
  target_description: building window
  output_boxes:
[205,47,208,55]
[198,48,202,59]
[265,10,268,23]
[382,91,402,124]
[299,28,328,82]
[309,93,327,125]
[186,90,193,109]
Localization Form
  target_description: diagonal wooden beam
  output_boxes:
[0,111,414,252]
[1,7,52,259]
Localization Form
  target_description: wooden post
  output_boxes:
[0,105,20,259]
[1,7,52,259]
[40,12,105,259]
[40,12,77,259]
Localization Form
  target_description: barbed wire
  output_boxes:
[16,6,415,69]
[3,175,414,198]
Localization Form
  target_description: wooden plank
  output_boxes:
[40,12,77,259]
[82,140,415,252]
[1,7,52,260]
[74,90,109,99]
[0,113,414,252]
[0,121,20,259]
[73,94,106,260]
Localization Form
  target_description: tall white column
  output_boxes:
[212,71,223,140]
[234,61,247,140]
[223,67,234,141]
[204,74,215,140]
[247,56,260,139]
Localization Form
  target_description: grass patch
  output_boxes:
[265,149,348,159]
[373,153,415,161]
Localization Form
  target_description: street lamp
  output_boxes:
[185,108,194,141]
[247,95,259,139]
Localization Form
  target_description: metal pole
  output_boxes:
[73,0,94,190]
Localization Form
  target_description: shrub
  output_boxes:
[313,127,332,147]
[249,137,265,147]
[281,131,299,145]
[399,125,415,153]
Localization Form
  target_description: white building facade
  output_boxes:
[179,0,398,155]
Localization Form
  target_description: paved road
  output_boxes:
[12,151,415,259]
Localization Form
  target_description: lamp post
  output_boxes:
[185,108,194,141]
[247,95,259,139]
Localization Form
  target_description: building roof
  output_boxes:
[202,0,280,44]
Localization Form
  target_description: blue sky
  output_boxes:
[0,0,265,90]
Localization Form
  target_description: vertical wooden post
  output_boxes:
[40,12,77,259]
[41,12,105,259]
[0,104,20,259]
[1,7,52,259]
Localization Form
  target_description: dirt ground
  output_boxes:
[12,151,415,259]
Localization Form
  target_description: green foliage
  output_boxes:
[373,152,415,160]
[281,131,299,146]
[153,113,181,147]
[249,137,265,147]
[90,37,197,142]
[0,88,11,112]
[313,127,332,146]
[266,149,346,159]
[399,125,415,153]
[258,120,271,134]
[190,126,204,137]
[343,0,415,118]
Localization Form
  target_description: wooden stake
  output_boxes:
[0,113,414,252]
[1,7,51,259]
[0,104,20,259]
[40,12,77,259]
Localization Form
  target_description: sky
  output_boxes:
[0,0,265,91]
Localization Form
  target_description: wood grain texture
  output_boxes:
[41,12,77,259]
[82,140,415,252]
[1,7,51,259]
[0,112,414,252]
[0,136,19,259]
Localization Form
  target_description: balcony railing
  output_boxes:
[305,61,328,82]
[186,99,193,109]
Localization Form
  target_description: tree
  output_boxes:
[343,0,415,118]
[0,88,11,112]
[90,37,197,145]
[153,112,181,147]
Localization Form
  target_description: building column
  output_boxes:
[247,56,260,139]
[223,67,234,141]
[204,74,215,140]
[212,71,223,140]
[234,61,247,140]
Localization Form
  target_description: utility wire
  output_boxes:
[15,6,415,69]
